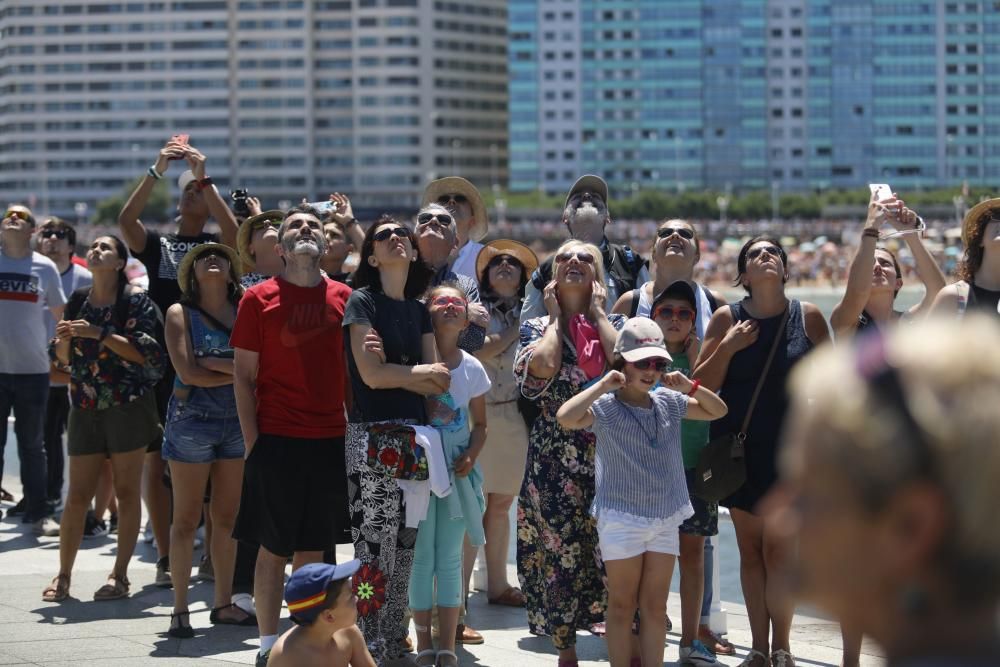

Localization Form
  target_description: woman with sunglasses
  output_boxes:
[831,193,944,340]
[467,240,538,610]
[44,235,164,602]
[162,243,254,636]
[557,318,726,667]
[769,318,1000,667]
[344,216,443,665]
[931,197,1000,318]
[237,210,285,289]
[513,239,625,667]
[694,236,830,667]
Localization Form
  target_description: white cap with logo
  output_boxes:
[613,317,673,363]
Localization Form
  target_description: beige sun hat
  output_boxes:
[421,177,488,242]
[177,242,242,296]
[237,210,285,270]
[961,197,1000,247]
[475,239,539,284]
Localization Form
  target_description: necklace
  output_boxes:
[615,394,661,449]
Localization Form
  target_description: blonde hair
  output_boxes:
[783,315,1000,602]
[553,239,605,286]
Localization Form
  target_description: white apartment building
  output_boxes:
[0,0,507,219]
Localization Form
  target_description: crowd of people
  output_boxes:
[1,137,999,667]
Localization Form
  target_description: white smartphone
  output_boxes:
[869,183,892,202]
[307,200,336,214]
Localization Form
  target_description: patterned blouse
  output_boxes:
[49,291,165,410]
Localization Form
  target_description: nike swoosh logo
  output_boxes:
[279,320,337,347]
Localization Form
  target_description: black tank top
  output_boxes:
[968,282,1000,316]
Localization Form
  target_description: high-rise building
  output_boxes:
[0,0,507,219]
[509,0,1000,196]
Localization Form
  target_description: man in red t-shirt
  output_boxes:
[231,204,353,667]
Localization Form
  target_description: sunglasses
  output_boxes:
[653,306,694,322]
[196,250,229,262]
[417,212,454,227]
[41,229,69,240]
[431,295,467,309]
[748,245,782,260]
[631,359,670,372]
[4,210,32,223]
[436,194,468,205]
[373,226,411,242]
[555,251,595,264]
[488,254,523,269]
[657,226,695,240]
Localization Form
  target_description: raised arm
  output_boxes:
[119,138,186,253]
[659,371,728,421]
[556,370,621,430]
[184,146,238,248]
[898,209,946,316]
[164,304,233,387]
[830,197,889,338]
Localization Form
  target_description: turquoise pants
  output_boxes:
[408,494,466,610]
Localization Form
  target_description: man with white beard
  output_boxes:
[519,175,648,323]
[230,205,354,667]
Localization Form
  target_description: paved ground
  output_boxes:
[0,421,885,666]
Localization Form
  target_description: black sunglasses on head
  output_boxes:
[41,229,69,240]
[417,212,454,227]
[373,226,411,242]
[657,226,695,240]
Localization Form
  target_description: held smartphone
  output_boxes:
[869,183,892,202]
[307,200,336,214]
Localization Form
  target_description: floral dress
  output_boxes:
[513,313,625,649]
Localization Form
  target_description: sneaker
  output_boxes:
[255,649,270,667]
[82,511,108,538]
[679,640,719,666]
[155,556,172,588]
[231,592,256,616]
[32,516,60,537]
[197,554,215,582]
[8,497,26,516]
[108,513,118,534]
[142,520,154,544]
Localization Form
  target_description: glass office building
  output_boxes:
[510,0,1000,195]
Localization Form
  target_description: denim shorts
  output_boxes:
[162,392,244,464]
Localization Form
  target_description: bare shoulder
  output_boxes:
[708,289,728,307]
[610,289,634,315]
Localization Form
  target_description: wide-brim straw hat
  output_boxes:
[475,239,539,284]
[421,177,488,242]
[177,242,242,296]
[961,197,1000,247]
[237,210,285,270]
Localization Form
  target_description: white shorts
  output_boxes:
[596,512,681,562]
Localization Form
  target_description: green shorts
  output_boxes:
[67,390,163,457]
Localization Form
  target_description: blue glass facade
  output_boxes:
[509,0,1000,194]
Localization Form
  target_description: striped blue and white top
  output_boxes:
[589,387,694,524]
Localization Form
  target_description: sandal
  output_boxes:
[589,621,606,636]
[209,602,258,626]
[42,573,70,602]
[771,649,796,667]
[168,610,194,639]
[487,586,526,607]
[699,625,736,656]
[739,649,769,667]
[93,573,130,601]
[435,649,459,667]
[415,649,437,666]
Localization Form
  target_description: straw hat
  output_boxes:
[237,210,285,270]
[177,243,242,296]
[421,177,488,242]
[961,198,1000,247]
[475,239,539,284]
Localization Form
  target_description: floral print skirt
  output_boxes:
[346,421,418,666]
[516,426,606,650]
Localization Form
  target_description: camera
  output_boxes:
[230,189,250,217]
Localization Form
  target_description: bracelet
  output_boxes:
[195,177,213,191]
[687,379,701,397]
[862,228,880,239]
[147,166,163,180]
[345,217,358,227]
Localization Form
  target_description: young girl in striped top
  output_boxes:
[557,317,727,667]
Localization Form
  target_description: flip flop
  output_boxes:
[487,586,526,607]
